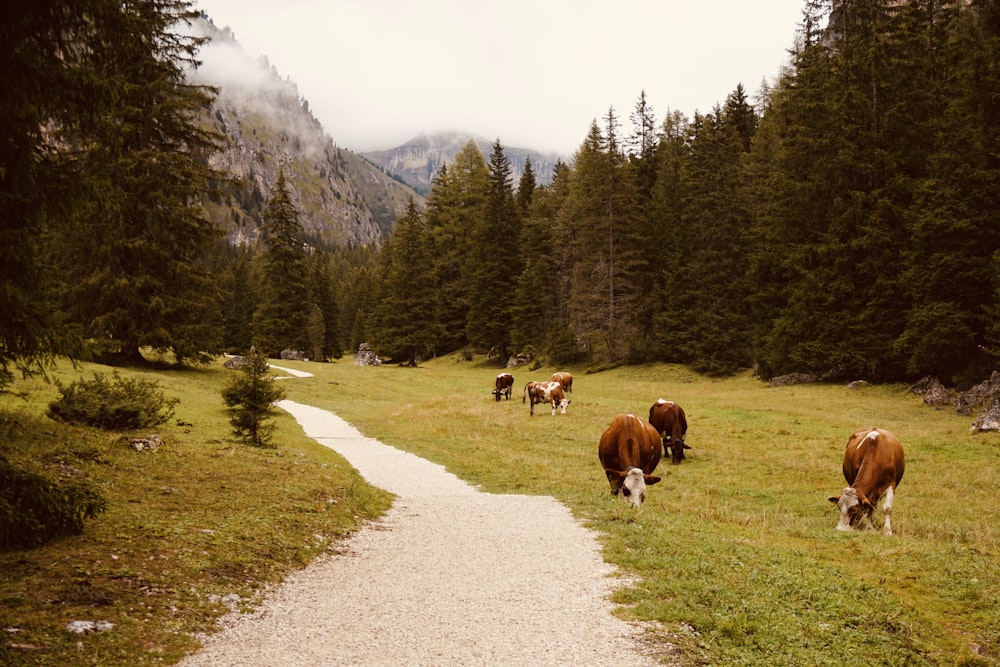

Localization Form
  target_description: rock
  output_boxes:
[505,353,533,368]
[921,378,952,407]
[768,373,817,387]
[847,380,870,390]
[129,435,162,452]
[223,355,248,370]
[280,349,306,361]
[66,620,114,634]
[354,343,381,367]
[956,371,1000,415]
[971,398,1000,433]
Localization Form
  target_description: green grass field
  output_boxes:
[2,355,999,666]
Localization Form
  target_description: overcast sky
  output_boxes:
[192,1,806,156]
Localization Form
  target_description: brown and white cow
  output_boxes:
[550,371,573,393]
[522,380,569,416]
[648,398,690,464]
[829,428,905,535]
[492,372,514,401]
[598,413,663,507]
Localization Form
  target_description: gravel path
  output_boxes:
[178,400,659,666]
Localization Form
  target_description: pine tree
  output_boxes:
[465,140,522,361]
[423,143,489,353]
[898,1,1000,382]
[516,157,537,217]
[254,170,310,357]
[511,160,569,355]
[755,0,913,380]
[370,200,439,365]
[559,110,643,362]
[218,248,259,353]
[222,346,286,448]
[307,252,342,361]
[48,0,224,366]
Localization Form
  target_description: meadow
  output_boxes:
[2,355,998,665]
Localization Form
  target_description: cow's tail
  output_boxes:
[522,382,530,403]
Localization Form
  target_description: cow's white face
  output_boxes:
[619,468,648,507]
[833,487,861,531]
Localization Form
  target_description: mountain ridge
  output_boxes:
[191,17,423,246]
[361,133,567,196]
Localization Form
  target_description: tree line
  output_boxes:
[366,0,1000,385]
[3,0,1000,391]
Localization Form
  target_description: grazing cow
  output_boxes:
[522,380,569,416]
[598,413,663,507]
[550,371,574,393]
[492,372,514,401]
[648,399,690,464]
[829,428,905,535]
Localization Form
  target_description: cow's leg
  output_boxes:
[551,400,557,416]
[881,486,895,536]
[529,398,535,416]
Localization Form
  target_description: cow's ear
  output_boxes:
[645,475,662,485]
[828,495,840,504]
[605,469,623,482]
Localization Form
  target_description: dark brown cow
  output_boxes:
[550,372,574,393]
[598,413,663,507]
[829,428,905,535]
[522,380,569,416]
[492,372,514,401]
[648,399,689,464]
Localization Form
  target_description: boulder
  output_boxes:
[354,343,381,367]
[768,373,817,387]
[129,435,162,452]
[971,398,1000,433]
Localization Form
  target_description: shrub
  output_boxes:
[222,347,285,447]
[0,456,107,550]
[47,372,178,431]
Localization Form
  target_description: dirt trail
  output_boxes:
[177,400,659,666]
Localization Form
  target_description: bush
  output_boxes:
[0,456,107,550]
[47,372,178,431]
[222,348,285,447]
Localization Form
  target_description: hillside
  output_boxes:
[189,18,423,247]
[362,131,566,196]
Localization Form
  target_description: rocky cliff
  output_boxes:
[190,19,422,247]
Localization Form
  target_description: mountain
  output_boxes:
[362,132,566,196]
[190,18,422,247]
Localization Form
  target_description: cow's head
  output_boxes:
[605,467,661,507]
[829,487,873,531]
[665,437,691,464]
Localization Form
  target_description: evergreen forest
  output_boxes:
[4,0,1000,390]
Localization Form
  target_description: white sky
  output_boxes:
[192,0,806,156]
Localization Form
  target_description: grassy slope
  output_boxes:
[0,360,392,667]
[2,355,999,666]
[285,357,1000,667]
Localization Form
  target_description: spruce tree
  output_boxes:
[254,170,310,357]
[423,143,489,353]
[370,200,439,365]
[465,140,522,361]
[48,0,223,366]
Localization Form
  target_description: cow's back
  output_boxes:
[648,400,686,436]
[599,413,661,474]
[843,428,905,488]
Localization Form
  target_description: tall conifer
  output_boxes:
[254,170,310,357]
[464,140,522,360]
[370,200,439,365]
